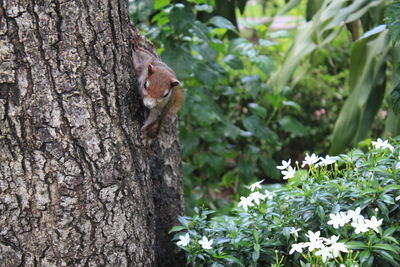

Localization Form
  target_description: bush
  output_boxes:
[131,0,345,212]
[171,137,400,266]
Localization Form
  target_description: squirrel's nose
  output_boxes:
[143,98,156,109]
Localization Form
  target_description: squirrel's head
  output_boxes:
[142,63,180,109]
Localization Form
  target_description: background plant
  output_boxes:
[171,137,400,266]
[130,0,352,212]
[268,0,400,154]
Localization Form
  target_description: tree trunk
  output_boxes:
[0,1,184,266]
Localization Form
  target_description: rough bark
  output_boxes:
[0,0,184,266]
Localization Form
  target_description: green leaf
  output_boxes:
[169,226,187,233]
[253,230,259,243]
[223,54,244,70]
[252,55,274,75]
[169,4,195,33]
[208,16,238,33]
[384,2,400,42]
[278,116,308,136]
[306,0,323,21]
[330,30,390,154]
[220,255,244,266]
[379,194,395,204]
[360,24,387,39]
[345,241,368,249]
[194,62,221,86]
[359,249,372,265]
[221,171,237,187]
[316,205,325,221]
[259,39,279,47]
[376,200,389,217]
[248,103,267,119]
[252,243,260,262]
[193,152,209,168]
[383,236,400,245]
[259,157,281,180]
[372,244,400,254]
[270,0,385,93]
[186,0,213,4]
[162,43,193,79]
[194,4,213,13]
[389,83,400,115]
[177,216,192,227]
[192,21,212,42]
[375,250,400,266]
[181,133,200,157]
[382,184,400,191]
[282,100,301,111]
[154,0,170,9]
[383,226,398,237]
[229,38,253,55]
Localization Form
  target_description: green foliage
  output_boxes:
[171,138,400,266]
[269,0,386,93]
[131,0,400,212]
[131,0,325,212]
[268,0,400,155]
[385,1,400,43]
[331,29,391,155]
[389,84,400,115]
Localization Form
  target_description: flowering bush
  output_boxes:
[171,138,400,266]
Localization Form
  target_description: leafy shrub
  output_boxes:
[171,137,400,266]
[268,0,400,154]
[130,0,318,211]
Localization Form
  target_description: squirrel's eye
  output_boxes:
[162,89,171,98]
[144,81,149,89]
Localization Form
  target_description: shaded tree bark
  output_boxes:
[0,0,184,266]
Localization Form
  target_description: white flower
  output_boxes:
[396,195,400,201]
[302,153,320,167]
[289,227,301,238]
[324,235,348,257]
[249,180,264,191]
[371,138,394,152]
[306,230,321,242]
[263,190,274,200]
[315,246,333,263]
[364,216,383,233]
[198,236,213,249]
[351,218,369,234]
[330,241,348,257]
[327,212,350,229]
[323,235,339,245]
[248,191,266,205]
[282,166,296,180]
[316,155,338,167]
[305,231,325,251]
[327,213,342,229]
[346,207,363,222]
[289,227,301,235]
[177,233,191,247]
[238,196,254,212]
[277,159,291,170]
[289,242,307,254]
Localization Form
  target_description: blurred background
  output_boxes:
[129,0,400,214]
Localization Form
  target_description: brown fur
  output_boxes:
[170,87,183,114]
[132,46,183,141]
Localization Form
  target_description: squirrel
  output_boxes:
[132,46,183,142]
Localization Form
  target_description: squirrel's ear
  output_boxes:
[148,64,154,74]
[171,79,180,88]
